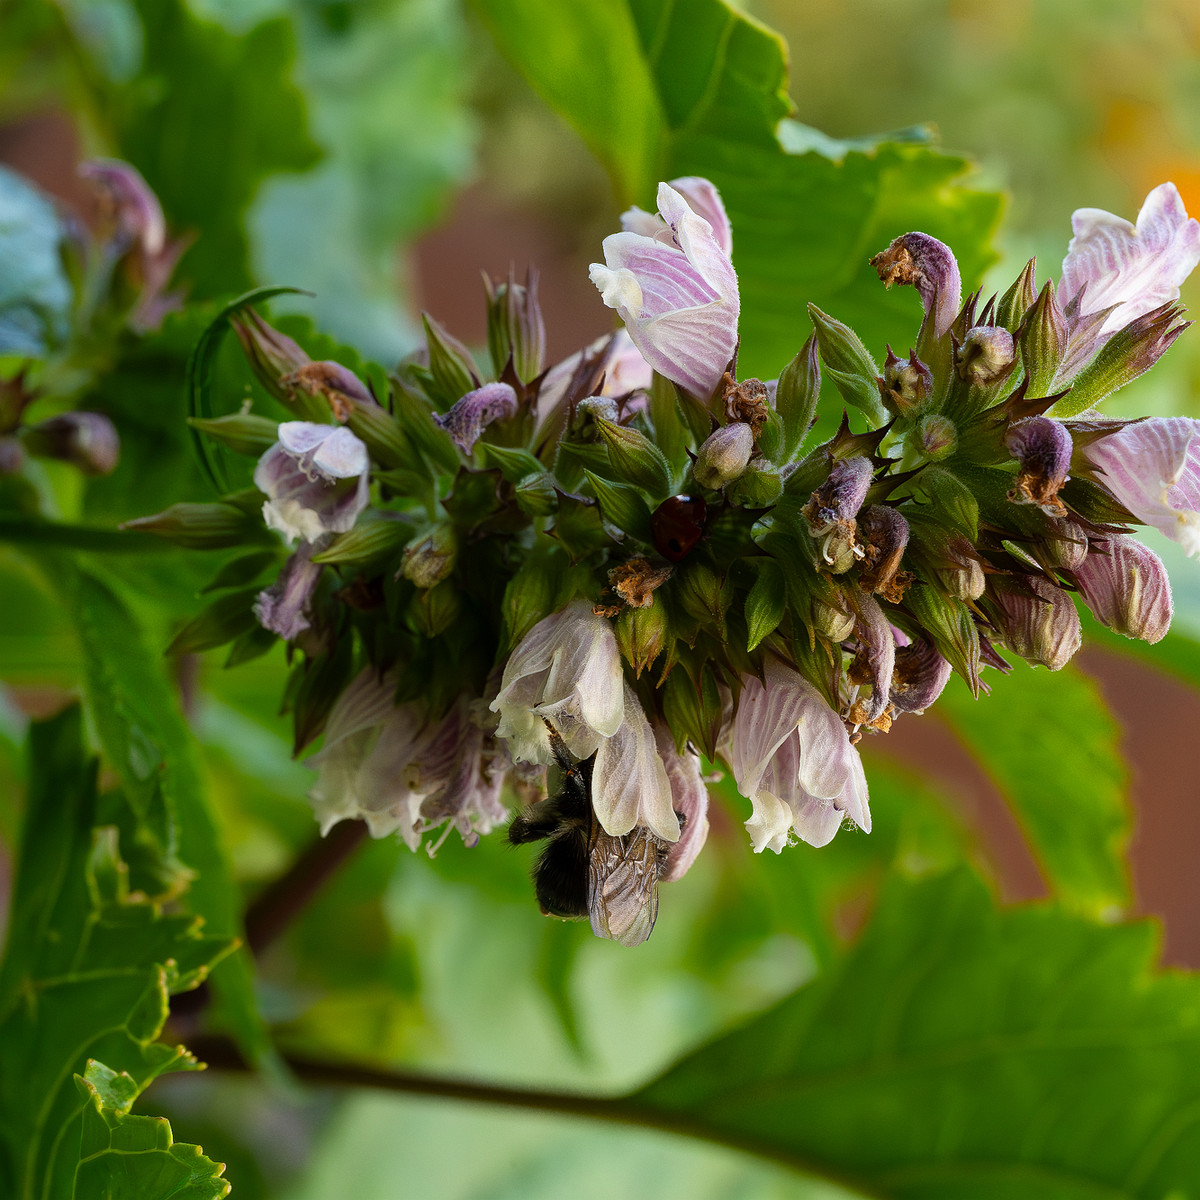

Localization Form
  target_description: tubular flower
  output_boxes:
[590,179,739,400]
[1083,417,1200,557]
[254,421,370,544]
[653,722,710,882]
[992,576,1082,671]
[1074,534,1173,644]
[309,670,506,850]
[729,658,871,853]
[491,600,625,765]
[254,541,323,640]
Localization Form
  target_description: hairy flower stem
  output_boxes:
[186,1034,885,1199]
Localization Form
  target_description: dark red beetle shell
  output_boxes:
[652,494,707,562]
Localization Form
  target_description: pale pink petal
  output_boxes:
[654,722,710,881]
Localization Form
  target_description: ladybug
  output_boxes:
[651,494,707,562]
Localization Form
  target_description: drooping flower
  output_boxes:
[254,421,370,544]
[1060,183,1200,342]
[1074,534,1173,644]
[653,722,710,882]
[728,658,871,853]
[590,179,739,400]
[254,541,323,640]
[871,232,962,338]
[434,381,519,454]
[991,575,1082,670]
[1006,416,1073,513]
[890,639,953,714]
[491,600,625,765]
[309,670,507,851]
[1083,417,1200,557]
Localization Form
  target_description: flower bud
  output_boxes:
[996,259,1038,332]
[807,305,888,426]
[871,232,962,339]
[188,411,280,457]
[596,417,672,496]
[811,592,856,642]
[914,413,957,461]
[573,395,620,435]
[773,334,820,460]
[401,524,457,589]
[1006,416,1072,513]
[937,538,987,601]
[857,504,910,599]
[122,501,260,548]
[485,267,546,382]
[22,412,119,475]
[676,560,731,630]
[231,309,313,405]
[1060,301,1191,416]
[1074,534,1172,643]
[422,313,481,408]
[434,382,519,455]
[1017,281,1067,396]
[804,455,872,571]
[890,639,953,714]
[694,422,754,489]
[879,346,932,416]
[616,600,670,676]
[651,494,706,562]
[992,575,1082,670]
[1044,518,1089,570]
[957,325,1016,386]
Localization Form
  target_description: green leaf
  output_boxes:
[0,706,232,1200]
[636,868,1200,1200]
[73,1063,230,1200]
[0,164,72,355]
[69,566,273,1066]
[744,557,785,651]
[101,0,320,298]
[937,659,1130,914]
[186,286,311,494]
[479,0,1001,382]
[583,470,654,542]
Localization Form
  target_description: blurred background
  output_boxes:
[2,1,1200,1196]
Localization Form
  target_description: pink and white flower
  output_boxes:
[590,178,739,400]
[309,669,506,851]
[1084,417,1200,558]
[254,421,370,544]
[728,658,870,853]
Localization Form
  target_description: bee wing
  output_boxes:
[587,827,663,948]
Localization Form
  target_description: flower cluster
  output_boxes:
[146,176,1200,945]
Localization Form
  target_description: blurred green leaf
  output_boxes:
[937,660,1130,915]
[70,566,273,1065]
[0,705,232,1200]
[99,0,321,297]
[637,868,1200,1199]
[477,0,1002,383]
[73,1061,230,1200]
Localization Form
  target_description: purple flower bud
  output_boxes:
[1045,518,1090,570]
[847,593,896,725]
[255,542,323,640]
[957,325,1016,386]
[254,422,370,544]
[890,639,953,714]
[804,455,872,570]
[1083,417,1200,557]
[80,158,167,260]
[992,575,1082,670]
[1074,534,1172,644]
[590,179,739,400]
[23,412,119,475]
[857,504,910,598]
[433,382,520,454]
[871,232,962,338]
[1006,416,1073,513]
[915,414,957,461]
[693,422,754,488]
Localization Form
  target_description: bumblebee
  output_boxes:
[507,726,674,947]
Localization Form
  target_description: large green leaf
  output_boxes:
[69,565,273,1065]
[637,868,1200,1199]
[0,706,232,1200]
[936,661,1129,915]
[73,1062,229,1200]
[476,0,1003,381]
